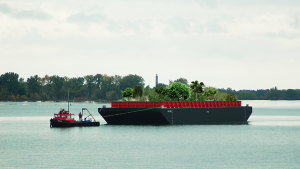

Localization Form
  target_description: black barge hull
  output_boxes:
[98,107,252,125]
[50,119,100,127]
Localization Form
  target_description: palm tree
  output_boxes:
[190,80,204,101]
[133,85,143,101]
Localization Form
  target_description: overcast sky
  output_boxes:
[1,0,300,90]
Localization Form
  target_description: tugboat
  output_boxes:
[50,108,100,127]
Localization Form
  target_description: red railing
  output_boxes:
[111,101,241,108]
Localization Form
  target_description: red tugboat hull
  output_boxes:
[50,119,100,127]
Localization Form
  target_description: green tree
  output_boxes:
[156,83,168,88]
[50,75,65,99]
[7,95,16,101]
[267,87,283,100]
[154,86,169,101]
[284,89,298,100]
[111,75,122,100]
[41,75,51,99]
[106,90,115,100]
[204,88,218,101]
[62,76,72,99]
[120,74,145,91]
[225,93,238,101]
[190,92,206,101]
[99,75,113,100]
[19,95,28,100]
[29,92,39,100]
[226,87,233,93]
[84,75,96,99]
[256,89,269,99]
[133,85,143,101]
[34,92,39,100]
[27,75,41,96]
[0,72,20,96]
[18,78,26,96]
[168,82,191,101]
[0,87,8,100]
[91,93,98,100]
[122,88,133,101]
[70,77,84,90]
[41,91,49,100]
[174,78,188,86]
[147,89,160,101]
[95,74,103,89]
[236,90,256,100]
[190,80,204,101]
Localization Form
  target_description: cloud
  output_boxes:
[205,19,227,33]
[13,9,52,20]
[291,14,300,29]
[196,0,217,8]
[67,12,106,23]
[0,4,52,20]
[259,31,300,39]
[167,16,191,33]
[0,4,11,14]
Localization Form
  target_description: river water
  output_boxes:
[0,100,299,168]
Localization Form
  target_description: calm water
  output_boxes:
[0,101,300,169]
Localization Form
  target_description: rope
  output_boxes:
[102,108,154,118]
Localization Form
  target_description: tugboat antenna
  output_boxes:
[68,89,69,111]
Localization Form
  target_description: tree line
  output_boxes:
[218,87,300,100]
[0,72,144,101]
[1,72,299,101]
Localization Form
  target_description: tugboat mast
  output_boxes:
[68,89,69,111]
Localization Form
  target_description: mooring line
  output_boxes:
[102,108,154,117]
[98,107,103,114]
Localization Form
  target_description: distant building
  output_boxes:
[156,74,158,87]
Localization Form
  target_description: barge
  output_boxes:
[98,101,252,125]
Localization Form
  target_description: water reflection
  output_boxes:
[242,100,300,108]
[249,116,300,126]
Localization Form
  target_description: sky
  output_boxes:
[1,0,300,90]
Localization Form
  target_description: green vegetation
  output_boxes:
[171,78,189,86]
[154,86,168,101]
[133,85,143,101]
[168,82,191,101]
[1,72,299,101]
[218,87,300,100]
[225,93,238,101]
[0,72,144,101]
[190,80,204,101]
[151,81,202,101]
[204,88,218,101]
[122,88,133,101]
